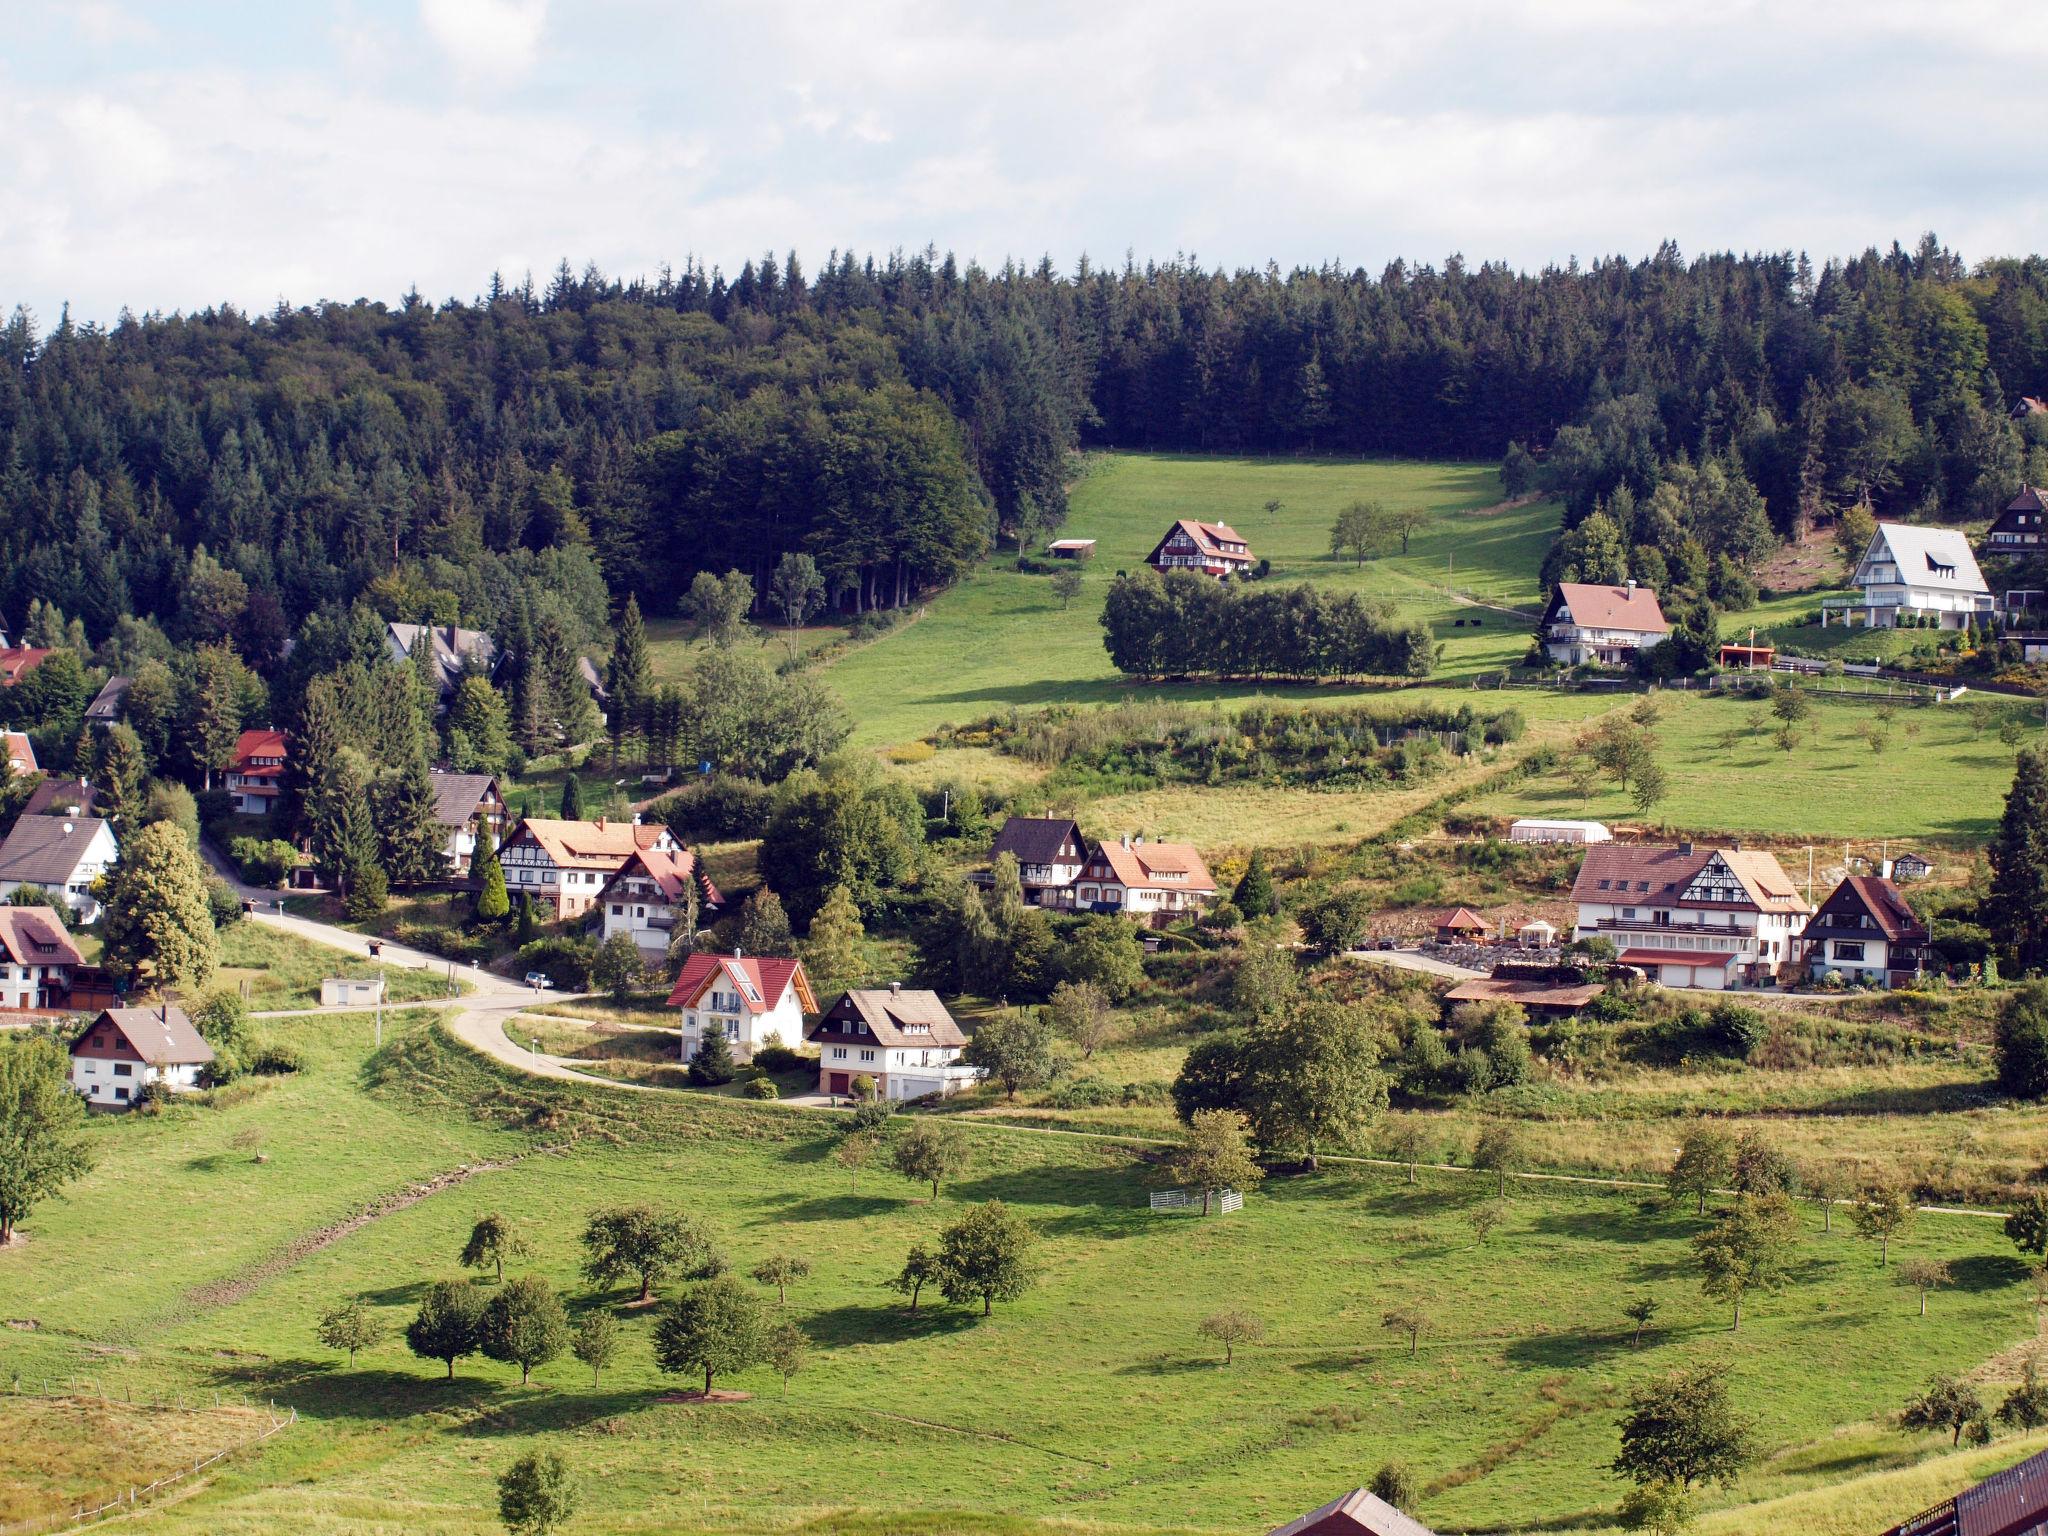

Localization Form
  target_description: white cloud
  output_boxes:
[419,0,548,83]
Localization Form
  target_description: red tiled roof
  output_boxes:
[1433,906,1488,932]
[507,817,674,871]
[1267,1488,1438,1536]
[1089,839,1217,892]
[667,952,814,1014]
[3,732,35,773]
[1550,582,1670,634]
[0,648,51,686]
[230,729,289,777]
[0,906,83,968]
[606,847,722,909]
[1154,518,1254,564]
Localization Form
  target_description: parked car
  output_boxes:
[524,971,552,991]
[1375,937,1399,950]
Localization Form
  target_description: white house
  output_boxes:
[495,816,679,919]
[667,951,815,1064]
[599,848,721,958]
[1799,875,1930,989]
[1835,522,1994,630]
[808,984,979,1100]
[69,1005,215,1109]
[0,815,118,922]
[1075,836,1217,924]
[224,729,287,815]
[1509,818,1613,846]
[985,816,1088,908]
[0,906,83,1010]
[1570,842,1811,990]
[428,771,507,876]
[1541,582,1670,667]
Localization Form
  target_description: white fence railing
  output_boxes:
[1149,1188,1244,1213]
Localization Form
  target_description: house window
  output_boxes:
[831,1047,847,1060]
[1834,941,1866,963]
[114,1062,132,1077]
[860,1049,876,1063]
[610,904,623,916]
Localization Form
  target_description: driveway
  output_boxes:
[1343,948,1487,980]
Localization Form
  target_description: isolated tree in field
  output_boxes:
[802,884,865,985]
[687,569,754,647]
[481,1275,569,1385]
[889,1243,944,1311]
[1470,1122,1528,1198]
[770,552,825,654]
[1045,980,1118,1059]
[1369,1461,1418,1511]
[652,1275,767,1395]
[1730,1131,1797,1197]
[2008,1192,2048,1258]
[738,888,794,955]
[1167,1109,1265,1214]
[1197,1309,1265,1365]
[1624,1295,1659,1347]
[579,1206,724,1304]
[1693,1193,1799,1329]
[1466,1202,1503,1245]
[1996,983,2048,1101]
[937,1200,1035,1317]
[498,1448,577,1536]
[750,1254,810,1305]
[833,1130,878,1188]
[1386,1122,1433,1185]
[890,1119,970,1199]
[1330,500,1393,565]
[1388,505,1430,555]
[1247,999,1389,1169]
[1050,567,1084,610]
[1855,1182,1916,1265]
[1903,1375,1986,1447]
[766,1318,808,1396]
[100,819,218,993]
[571,1311,619,1388]
[1629,759,1669,820]
[1232,850,1276,918]
[1612,1365,1755,1493]
[0,1035,94,1243]
[407,1279,487,1379]
[1898,1257,1952,1317]
[964,1009,1055,1099]
[462,1213,528,1282]
[316,1299,384,1365]
[1382,1306,1431,1358]
[1805,1163,1852,1232]
[1991,752,2048,972]
[1667,1125,1734,1216]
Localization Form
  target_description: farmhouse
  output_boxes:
[1834,522,1993,630]
[667,950,814,1063]
[1075,836,1217,923]
[427,771,507,876]
[0,814,118,922]
[225,728,288,814]
[1800,875,1928,988]
[1147,518,1254,579]
[0,906,84,1010]
[387,621,499,698]
[1570,842,1811,990]
[985,816,1088,907]
[1540,581,1669,666]
[68,1004,214,1109]
[4,731,35,775]
[1509,818,1612,845]
[496,816,678,919]
[808,983,976,1100]
[600,847,722,958]
[1268,1487,1437,1536]
[1984,485,2048,554]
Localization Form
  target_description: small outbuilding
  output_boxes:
[1432,907,1489,944]
[1717,642,1775,670]
[1268,1487,1438,1536]
[1444,974,1602,1019]
[1046,538,1096,560]
[1509,818,1612,846]
[320,976,388,1007]
[1516,919,1557,947]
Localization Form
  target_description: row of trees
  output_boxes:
[1100,570,1433,680]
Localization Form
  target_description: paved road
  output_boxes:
[1344,948,1487,980]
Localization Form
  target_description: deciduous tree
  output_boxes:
[406,1279,486,1379]
[1667,1126,1734,1216]
[1855,1182,1916,1265]
[1197,1309,1264,1364]
[889,1243,943,1311]
[1898,1257,1953,1317]
[1693,1193,1799,1329]
[461,1213,528,1282]
[571,1311,618,1388]
[1381,1306,1431,1357]
[316,1299,384,1365]
[890,1119,970,1199]
[1166,1109,1265,1214]
[1613,1366,1755,1492]
[652,1275,767,1395]
[937,1200,1035,1317]
[498,1448,577,1536]
[100,820,219,993]
[579,1206,723,1304]
[481,1275,569,1385]
[750,1254,810,1305]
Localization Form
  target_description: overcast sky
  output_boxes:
[4,0,2045,326]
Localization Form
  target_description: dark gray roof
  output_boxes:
[85,675,131,721]
[0,815,112,885]
[389,623,497,695]
[79,1005,214,1066]
[990,816,1083,867]
[427,772,498,830]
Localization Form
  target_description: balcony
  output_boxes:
[1589,917,1755,940]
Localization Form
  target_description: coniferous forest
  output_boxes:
[5,236,2048,668]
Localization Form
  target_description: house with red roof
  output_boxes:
[1800,875,1928,988]
[599,847,722,957]
[666,950,815,1064]
[1147,519,1254,579]
[1570,841,1811,990]
[0,906,85,1010]
[1541,581,1670,667]
[226,728,288,813]
[3,732,35,776]
[1267,1487,1436,1536]
[68,1004,214,1109]
[1075,835,1218,925]
[0,648,51,687]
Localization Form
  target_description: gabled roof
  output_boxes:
[74,1005,214,1067]
[0,815,114,886]
[811,988,967,1048]
[1432,906,1488,932]
[506,817,672,870]
[603,847,722,909]
[22,777,97,819]
[1089,839,1217,892]
[231,729,289,771]
[667,952,814,1015]
[1801,875,1928,944]
[1864,523,1990,595]
[2005,485,2048,516]
[0,648,51,685]
[389,622,498,694]
[0,906,83,968]
[84,674,131,722]
[1571,844,1809,914]
[1444,975,1600,1008]
[1267,1488,1437,1536]
[426,771,500,830]
[1884,1442,2048,1536]
[1546,581,1670,635]
[990,816,1085,867]
[1152,519,1253,562]
[4,732,35,774]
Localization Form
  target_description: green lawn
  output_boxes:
[2,1012,2039,1535]
[807,453,1555,748]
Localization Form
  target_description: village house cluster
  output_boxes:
[983,816,1218,924]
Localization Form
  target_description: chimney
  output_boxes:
[1120,834,1130,849]
[889,981,901,995]
[1678,841,1693,856]
[596,816,606,831]
[632,813,642,826]
[444,622,459,650]
[1626,578,1638,593]
[733,946,743,959]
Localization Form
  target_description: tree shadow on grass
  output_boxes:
[744,1193,903,1223]
[203,1360,498,1422]
[799,1301,982,1349]
[776,1134,847,1169]
[946,1165,1156,1239]
[1623,1256,1697,1284]
[1951,1253,2031,1293]
[1369,1186,1450,1218]
[453,1388,661,1437]
[1115,1355,1227,1378]
[1523,1207,1683,1246]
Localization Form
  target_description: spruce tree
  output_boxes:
[802,884,864,984]
[559,772,584,821]
[90,723,148,832]
[607,594,653,750]
[1992,749,2048,972]
[473,841,510,923]
[1233,850,1276,918]
[376,752,447,888]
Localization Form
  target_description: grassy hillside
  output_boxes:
[1,1011,2040,1535]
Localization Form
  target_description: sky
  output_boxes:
[3,0,2045,326]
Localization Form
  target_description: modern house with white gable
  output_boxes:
[1570,842,1812,990]
[0,814,118,922]
[1830,522,1993,630]
[666,951,814,1063]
